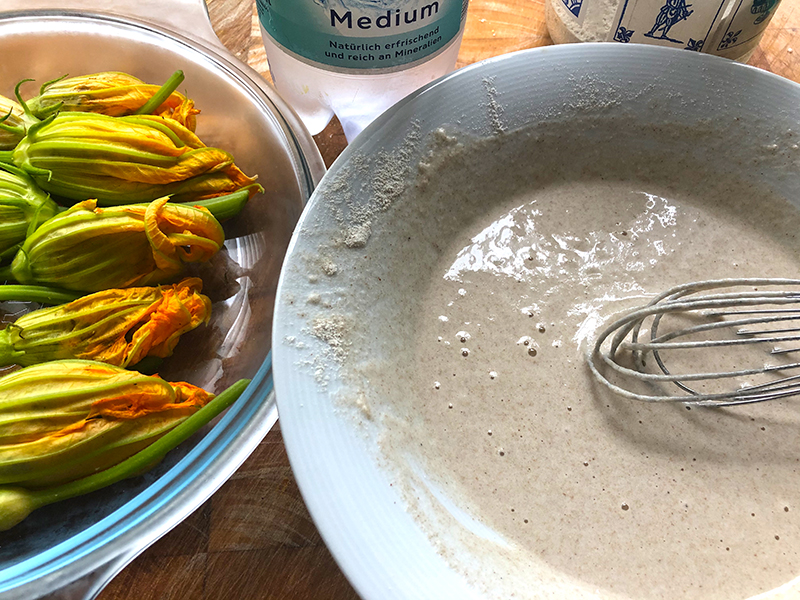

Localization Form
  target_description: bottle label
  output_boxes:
[256,0,468,71]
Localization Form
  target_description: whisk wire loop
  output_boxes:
[588,278,800,406]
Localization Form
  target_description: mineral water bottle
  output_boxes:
[256,0,470,142]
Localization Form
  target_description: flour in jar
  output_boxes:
[344,120,800,600]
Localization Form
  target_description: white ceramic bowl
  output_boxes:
[274,44,800,600]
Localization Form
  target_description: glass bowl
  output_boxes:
[0,5,324,599]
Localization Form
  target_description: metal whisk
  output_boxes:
[587,278,800,406]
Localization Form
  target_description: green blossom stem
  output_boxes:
[133,70,185,116]
[51,186,259,220]
[193,187,259,220]
[0,284,81,304]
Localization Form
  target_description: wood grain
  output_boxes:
[96,1,800,599]
[457,0,550,67]
[749,0,800,82]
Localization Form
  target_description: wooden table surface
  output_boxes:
[96,1,800,599]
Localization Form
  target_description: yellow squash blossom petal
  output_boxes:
[157,97,200,131]
[6,111,257,205]
[0,378,249,531]
[0,164,58,260]
[0,94,38,150]
[0,278,211,368]
[4,198,224,292]
[25,71,195,127]
[0,359,213,488]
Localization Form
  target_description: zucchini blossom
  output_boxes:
[0,164,58,261]
[0,378,248,531]
[0,93,37,150]
[6,111,258,205]
[3,197,224,292]
[0,278,211,368]
[0,359,213,488]
[25,70,199,131]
